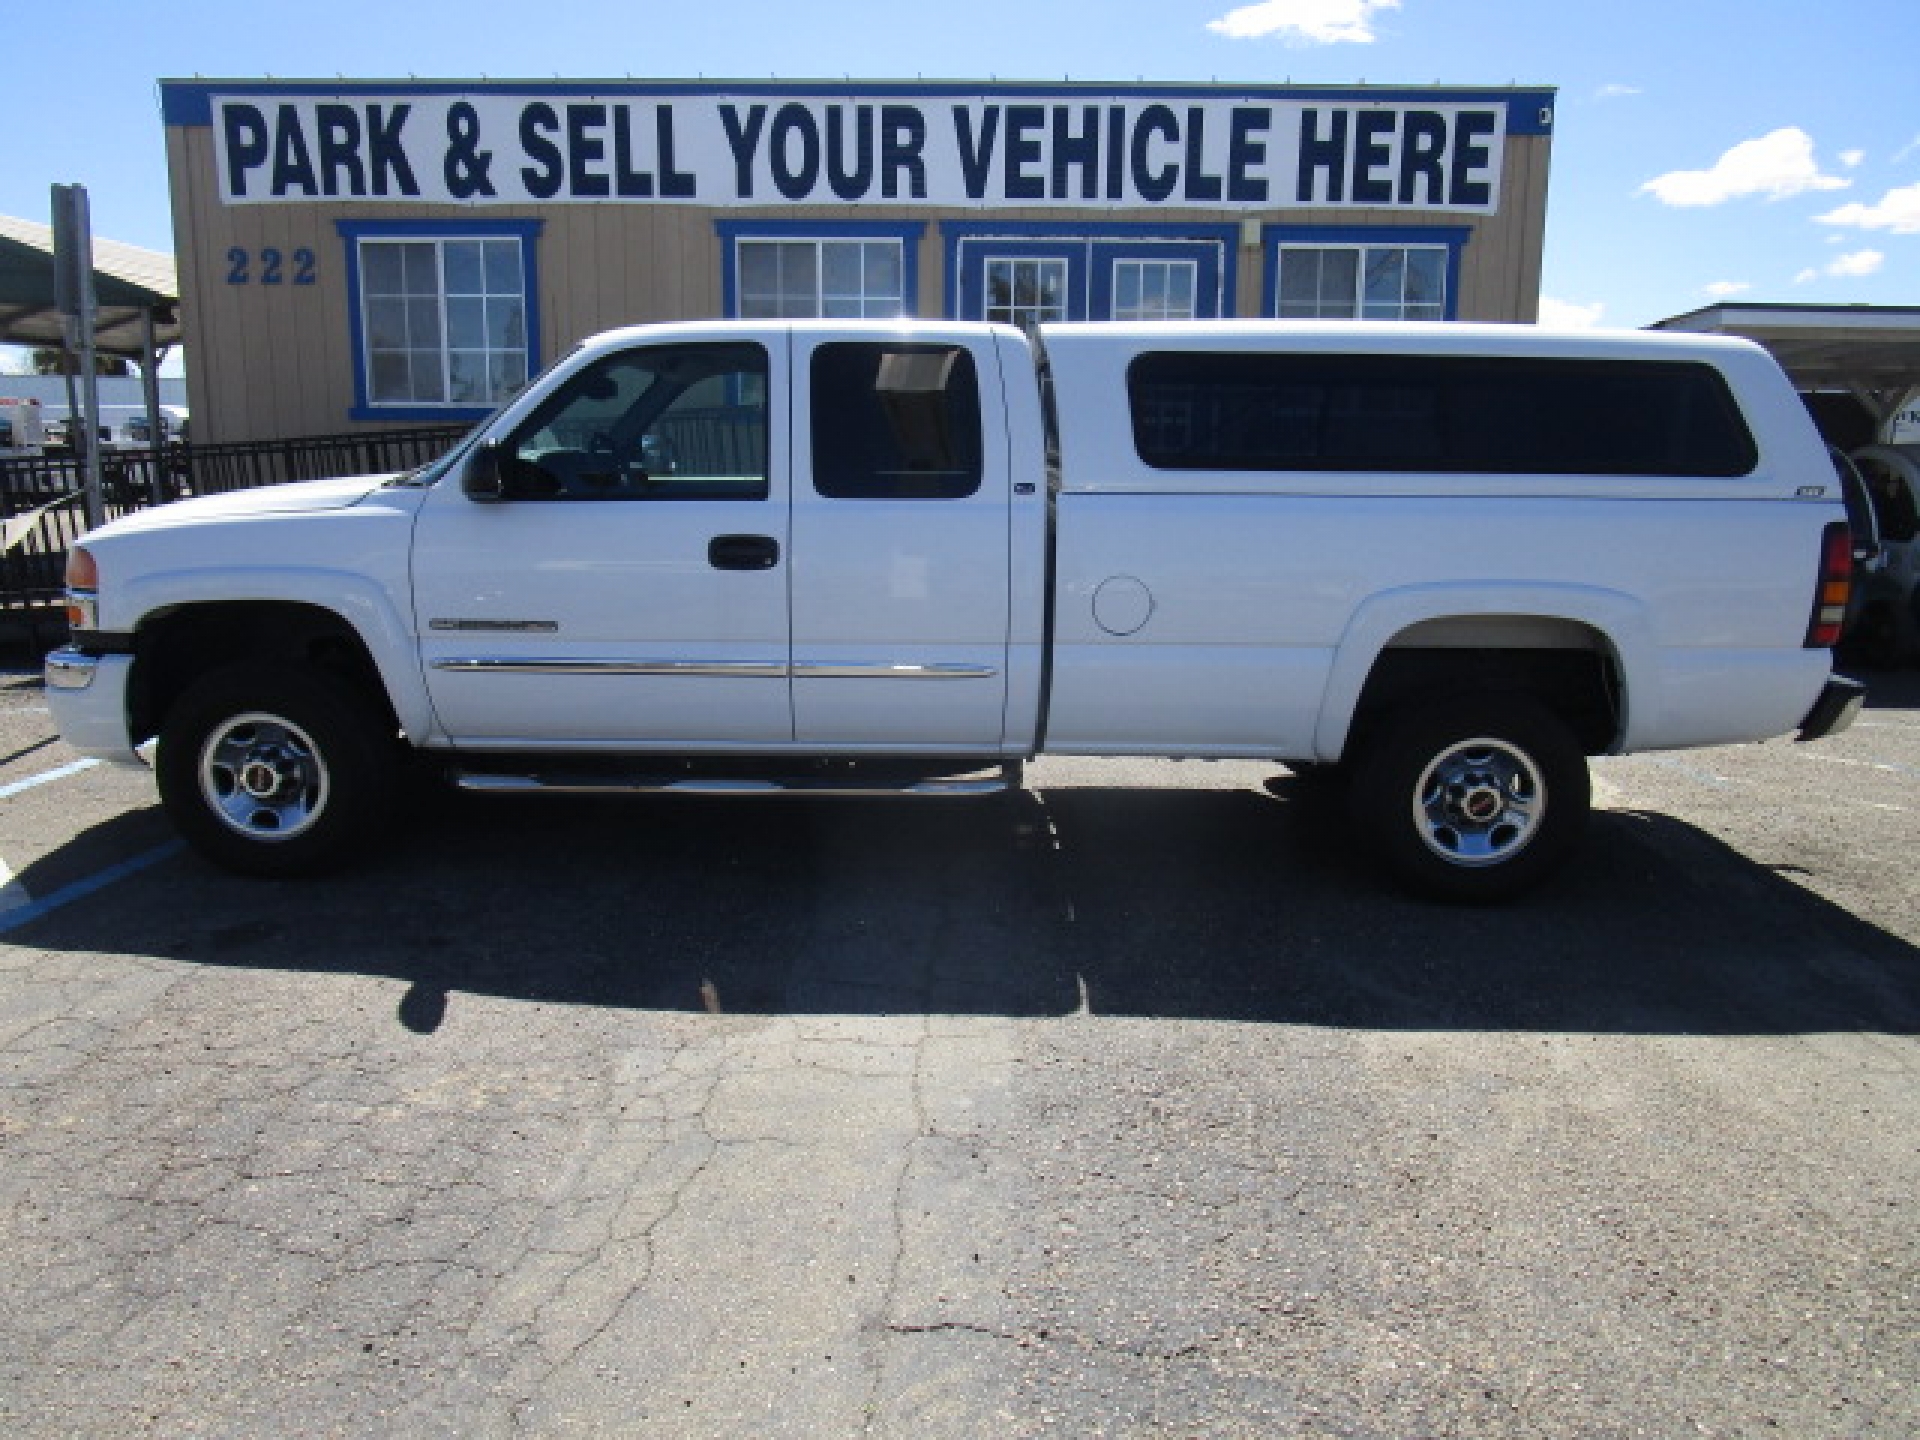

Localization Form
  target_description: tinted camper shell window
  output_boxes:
[1126,352,1760,478]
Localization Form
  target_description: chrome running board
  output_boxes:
[451,760,1022,799]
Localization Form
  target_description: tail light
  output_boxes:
[1805,521,1853,649]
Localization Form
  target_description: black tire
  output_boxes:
[1849,605,1902,671]
[155,664,399,877]
[1348,694,1589,903]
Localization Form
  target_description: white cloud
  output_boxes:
[1639,128,1849,207]
[1704,280,1752,298]
[1797,250,1886,283]
[1537,296,1605,328]
[1207,0,1399,43]
[1840,149,1866,168]
[1828,249,1885,278]
[1815,181,1920,234]
[1595,84,1641,100]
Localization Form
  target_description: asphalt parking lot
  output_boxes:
[1,662,1915,1438]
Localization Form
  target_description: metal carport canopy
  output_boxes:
[1651,302,1920,426]
[0,213,180,357]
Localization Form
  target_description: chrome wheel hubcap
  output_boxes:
[200,713,329,841]
[1414,737,1545,867]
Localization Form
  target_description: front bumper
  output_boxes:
[1796,675,1867,742]
[42,647,144,763]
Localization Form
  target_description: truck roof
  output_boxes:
[567,316,1769,371]
[1036,319,1767,365]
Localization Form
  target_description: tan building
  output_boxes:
[161,79,1556,443]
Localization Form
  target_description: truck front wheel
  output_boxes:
[156,665,398,877]
[1349,695,1589,903]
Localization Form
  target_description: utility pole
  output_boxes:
[51,183,103,529]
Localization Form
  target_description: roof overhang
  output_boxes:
[1651,303,1920,410]
[0,214,180,357]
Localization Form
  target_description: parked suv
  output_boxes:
[1847,444,1920,666]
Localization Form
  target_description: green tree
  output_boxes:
[30,347,131,377]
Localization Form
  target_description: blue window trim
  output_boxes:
[942,222,1238,322]
[716,219,926,317]
[1260,224,1469,320]
[336,218,543,423]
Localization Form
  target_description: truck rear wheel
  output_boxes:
[1349,695,1589,903]
[156,665,398,877]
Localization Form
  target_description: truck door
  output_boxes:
[411,337,792,746]
[788,334,1012,748]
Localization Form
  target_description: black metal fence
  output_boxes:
[0,426,469,648]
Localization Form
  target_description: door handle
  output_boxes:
[708,534,780,571]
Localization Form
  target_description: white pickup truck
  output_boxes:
[45,319,1864,899]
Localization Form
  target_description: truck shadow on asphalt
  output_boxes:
[16,767,1919,1039]
[1855,660,1920,711]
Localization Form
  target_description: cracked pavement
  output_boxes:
[1,668,1917,1437]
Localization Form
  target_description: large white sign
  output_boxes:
[212,92,1509,213]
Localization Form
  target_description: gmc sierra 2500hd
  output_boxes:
[46,320,1864,899]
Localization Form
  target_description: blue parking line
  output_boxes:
[0,842,184,935]
[0,758,100,800]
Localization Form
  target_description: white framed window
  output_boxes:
[358,236,530,406]
[1276,244,1448,321]
[985,257,1069,329]
[1111,259,1198,321]
[736,238,905,319]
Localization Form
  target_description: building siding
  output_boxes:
[164,82,1554,442]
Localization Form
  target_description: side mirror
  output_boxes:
[463,440,507,502]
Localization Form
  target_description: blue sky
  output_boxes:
[1,0,1911,343]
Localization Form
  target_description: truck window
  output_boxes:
[1126,352,1759,478]
[811,343,982,499]
[499,342,769,500]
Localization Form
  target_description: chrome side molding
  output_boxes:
[430,658,998,680]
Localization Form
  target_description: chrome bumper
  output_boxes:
[1796,675,1866,742]
[42,648,143,763]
